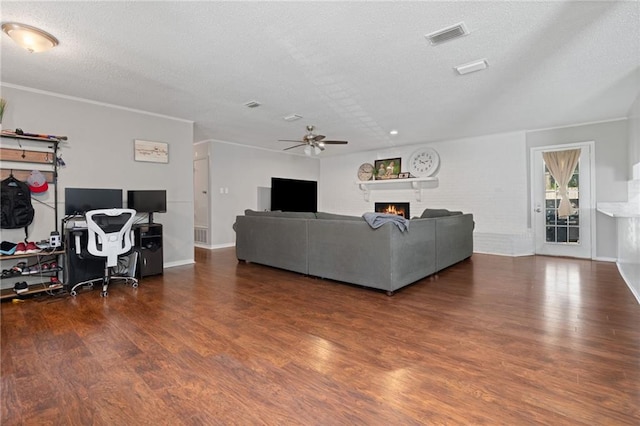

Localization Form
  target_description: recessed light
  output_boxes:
[454,59,488,75]
[389,130,399,135]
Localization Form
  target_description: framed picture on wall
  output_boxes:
[134,139,169,163]
[374,158,401,180]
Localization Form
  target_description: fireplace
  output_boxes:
[375,202,410,219]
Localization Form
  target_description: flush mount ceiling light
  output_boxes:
[283,114,303,122]
[389,130,399,135]
[1,22,59,53]
[454,59,489,75]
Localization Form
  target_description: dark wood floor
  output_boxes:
[1,249,639,425]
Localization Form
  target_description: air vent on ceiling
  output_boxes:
[244,100,261,108]
[283,114,303,122]
[425,22,468,45]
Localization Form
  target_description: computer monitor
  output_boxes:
[127,190,167,223]
[64,188,123,215]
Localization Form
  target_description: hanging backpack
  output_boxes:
[0,175,35,240]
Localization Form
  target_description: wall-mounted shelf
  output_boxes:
[356,177,439,202]
[1,130,64,231]
[597,202,640,218]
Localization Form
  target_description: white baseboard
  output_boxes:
[617,261,640,305]
[473,250,534,257]
[194,242,234,250]
[164,259,195,268]
[593,256,616,262]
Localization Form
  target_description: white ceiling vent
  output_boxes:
[425,22,468,45]
[244,100,261,108]
[283,114,303,122]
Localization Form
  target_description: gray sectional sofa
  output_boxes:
[234,209,474,295]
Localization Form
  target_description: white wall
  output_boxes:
[618,94,640,303]
[0,85,195,271]
[320,131,531,256]
[202,141,320,247]
[629,94,640,176]
[526,119,628,260]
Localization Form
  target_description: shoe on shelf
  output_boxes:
[14,281,28,294]
[49,261,59,270]
[50,277,61,286]
[14,242,27,255]
[41,263,49,271]
[25,242,41,254]
[11,262,26,274]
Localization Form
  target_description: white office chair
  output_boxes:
[69,208,139,297]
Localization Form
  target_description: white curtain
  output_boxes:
[542,149,580,218]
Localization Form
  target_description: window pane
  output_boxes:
[557,227,568,243]
[569,227,579,243]
[546,209,556,225]
[546,226,556,243]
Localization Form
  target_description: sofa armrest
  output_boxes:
[235,216,309,274]
[435,213,474,271]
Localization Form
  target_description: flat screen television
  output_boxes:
[64,188,123,215]
[270,177,317,213]
[127,190,167,223]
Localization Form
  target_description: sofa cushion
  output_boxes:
[419,208,463,218]
[315,212,363,221]
[244,209,316,219]
[420,209,452,218]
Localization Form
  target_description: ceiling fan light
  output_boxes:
[304,146,312,156]
[318,141,325,148]
[314,146,322,155]
[2,22,59,53]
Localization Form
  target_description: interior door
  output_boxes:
[193,157,210,244]
[532,143,593,258]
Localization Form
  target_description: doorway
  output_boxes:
[531,142,595,258]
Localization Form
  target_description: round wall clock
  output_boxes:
[357,163,374,181]
[408,148,440,177]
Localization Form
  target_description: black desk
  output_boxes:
[133,223,163,277]
[63,222,163,287]
[64,228,104,288]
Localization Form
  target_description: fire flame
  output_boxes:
[383,205,405,216]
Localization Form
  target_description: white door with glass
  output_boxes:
[532,143,593,258]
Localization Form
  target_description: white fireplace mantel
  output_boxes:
[356,177,439,202]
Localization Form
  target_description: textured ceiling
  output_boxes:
[1,1,639,156]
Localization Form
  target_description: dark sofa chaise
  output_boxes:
[234,209,474,294]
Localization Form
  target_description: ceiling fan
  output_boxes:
[279,125,348,156]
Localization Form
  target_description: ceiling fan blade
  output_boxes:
[279,139,304,143]
[313,135,326,142]
[283,143,307,151]
[322,140,348,144]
